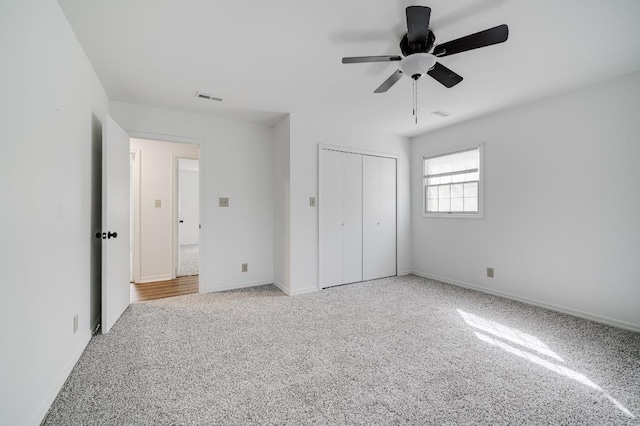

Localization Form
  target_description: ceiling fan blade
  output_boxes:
[342,55,402,64]
[433,24,509,57]
[406,6,431,45]
[374,70,404,93]
[427,62,463,88]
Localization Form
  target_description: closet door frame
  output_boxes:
[318,144,398,291]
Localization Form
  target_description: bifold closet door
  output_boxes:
[320,149,362,288]
[363,155,397,281]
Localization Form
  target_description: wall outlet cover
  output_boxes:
[219,197,229,207]
[310,197,316,207]
[487,267,494,278]
[155,199,161,208]
[241,263,248,272]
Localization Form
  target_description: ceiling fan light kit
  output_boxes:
[399,53,437,80]
[341,5,509,123]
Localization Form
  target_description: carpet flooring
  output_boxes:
[177,244,199,276]
[44,275,640,425]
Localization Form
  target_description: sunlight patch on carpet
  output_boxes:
[459,310,635,419]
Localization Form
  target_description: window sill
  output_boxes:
[422,212,484,219]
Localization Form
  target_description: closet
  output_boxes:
[319,147,397,289]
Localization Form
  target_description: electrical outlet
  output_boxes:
[310,197,316,207]
[242,263,248,272]
[219,197,229,207]
[155,199,161,208]
[487,267,494,278]
[73,314,78,333]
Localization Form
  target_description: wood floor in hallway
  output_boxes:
[130,275,198,303]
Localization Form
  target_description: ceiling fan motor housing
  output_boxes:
[400,30,436,56]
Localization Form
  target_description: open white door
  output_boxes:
[101,116,130,333]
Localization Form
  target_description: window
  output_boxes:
[423,145,482,216]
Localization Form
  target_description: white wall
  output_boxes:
[288,114,412,295]
[129,138,199,282]
[111,101,274,292]
[179,165,200,246]
[273,115,291,293]
[0,1,109,424]
[411,71,640,331]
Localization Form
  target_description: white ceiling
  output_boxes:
[58,0,640,137]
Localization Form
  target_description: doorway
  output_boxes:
[128,138,200,302]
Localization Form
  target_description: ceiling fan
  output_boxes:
[342,6,509,121]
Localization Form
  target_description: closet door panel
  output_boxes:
[341,153,363,284]
[362,155,381,281]
[363,156,397,280]
[319,149,343,288]
[378,156,397,278]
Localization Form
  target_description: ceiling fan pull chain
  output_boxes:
[413,79,418,124]
[412,80,415,120]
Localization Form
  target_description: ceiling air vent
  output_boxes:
[431,110,451,118]
[195,91,223,102]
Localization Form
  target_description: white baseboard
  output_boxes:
[411,271,640,333]
[289,286,319,296]
[201,280,273,294]
[398,270,412,276]
[29,332,92,426]
[272,279,290,295]
[271,280,318,297]
[138,274,173,284]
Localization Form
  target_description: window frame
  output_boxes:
[422,143,484,219]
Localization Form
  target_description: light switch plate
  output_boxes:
[155,199,161,208]
[487,267,494,278]
[219,197,229,207]
[310,197,316,207]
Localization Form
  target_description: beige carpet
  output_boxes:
[44,275,640,425]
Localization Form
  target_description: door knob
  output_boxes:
[96,231,118,239]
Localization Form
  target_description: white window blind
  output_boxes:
[424,146,480,214]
